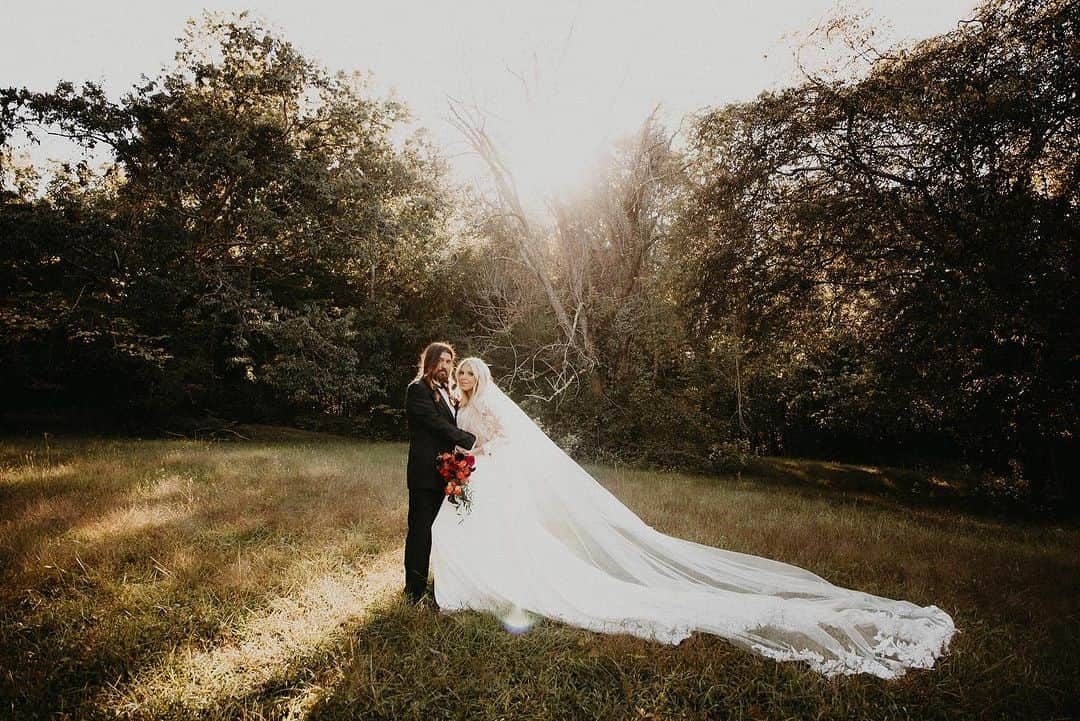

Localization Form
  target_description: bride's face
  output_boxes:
[456,364,477,393]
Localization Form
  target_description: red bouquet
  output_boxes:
[436,450,477,515]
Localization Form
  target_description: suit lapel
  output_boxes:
[433,385,456,424]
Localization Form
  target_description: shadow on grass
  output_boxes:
[291,592,1078,721]
[734,456,1068,525]
[2,434,1078,721]
[52,579,1076,721]
[0,435,407,721]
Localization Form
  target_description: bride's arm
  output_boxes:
[471,407,507,456]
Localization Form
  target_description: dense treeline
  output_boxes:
[1,15,465,436]
[1,1,1076,507]
[673,0,1079,502]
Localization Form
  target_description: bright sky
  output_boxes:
[2,0,977,207]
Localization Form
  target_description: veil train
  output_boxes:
[433,376,956,679]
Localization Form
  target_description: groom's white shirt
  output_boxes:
[438,385,456,419]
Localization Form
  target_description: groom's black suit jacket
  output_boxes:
[405,377,477,491]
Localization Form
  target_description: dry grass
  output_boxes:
[1,433,1077,720]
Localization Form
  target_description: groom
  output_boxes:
[403,341,476,605]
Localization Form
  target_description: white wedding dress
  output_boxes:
[431,376,956,679]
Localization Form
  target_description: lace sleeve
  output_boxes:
[474,404,507,456]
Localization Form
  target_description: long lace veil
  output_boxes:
[461,359,956,679]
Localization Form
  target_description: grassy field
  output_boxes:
[1,429,1077,720]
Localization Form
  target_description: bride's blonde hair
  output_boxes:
[455,356,493,410]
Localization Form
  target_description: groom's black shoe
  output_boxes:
[403,589,440,611]
[409,592,440,612]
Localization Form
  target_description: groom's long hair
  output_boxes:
[415,341,456,384]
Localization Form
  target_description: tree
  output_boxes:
[679,0,1078,501]
[1,12,456,431]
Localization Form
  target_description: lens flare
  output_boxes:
[499,605,537,635]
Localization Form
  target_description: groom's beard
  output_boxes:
[433,369,449,385]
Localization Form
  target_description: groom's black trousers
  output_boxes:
[404,488,445,601]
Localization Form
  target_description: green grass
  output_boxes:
[1,430,1077,720]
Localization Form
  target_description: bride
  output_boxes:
[430,357,956,679]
